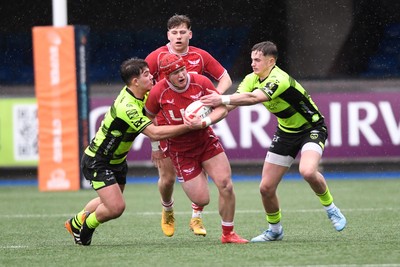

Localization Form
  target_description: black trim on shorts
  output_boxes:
[81,153,128,189]
[269,125,327,159]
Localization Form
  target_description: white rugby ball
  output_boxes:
[184,100,212,119]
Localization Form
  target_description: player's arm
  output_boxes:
[201,88,269,107]
[208,104,228,125]
[184,105,228,129]
[227,89,269,105]
[129,104,200,141]
[143,112,165,168]
[215,72,232,94]
[142,108,198,140]
[142,123,193,141]
[203,76,229,124]
[202,50,232,94]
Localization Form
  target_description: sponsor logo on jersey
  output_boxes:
[263,82,277,98]
[126,108,139,120]
[272,135,280,143]
[310,130,319,140]
[133,118,146,128]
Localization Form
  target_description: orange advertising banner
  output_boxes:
[32,26,80,191]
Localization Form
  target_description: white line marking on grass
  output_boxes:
[0,245,28,249]
[0,207,398,218]
[283,265,400,267]
[125,207,400,216]
[296,265,400,267]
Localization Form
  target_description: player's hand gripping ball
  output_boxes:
[184,100,212,119]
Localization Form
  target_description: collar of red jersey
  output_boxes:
[167,42,189,56]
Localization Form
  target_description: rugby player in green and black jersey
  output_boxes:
[65,58,200,246]
[200,41,346,242]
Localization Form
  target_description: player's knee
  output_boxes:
[216,178,233,194]
[191,191,210,206]
[299,166,317,181]
[109,202,126,219]
[259,181,276,197]
[195,198,210,207]
[158,173,176,187]
[159,167,176,183]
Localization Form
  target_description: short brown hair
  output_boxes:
[252,41,278,60]
[167,14,191,30]
[120,58,148,85]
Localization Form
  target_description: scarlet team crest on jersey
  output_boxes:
[188,59,200,65]
[190,91,203,100]
[183,167,195,174]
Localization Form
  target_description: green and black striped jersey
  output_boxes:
[237,65,324,133]
[85,86,152,164]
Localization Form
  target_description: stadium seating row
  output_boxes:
[0,27,248,85]
[362,23,400,77]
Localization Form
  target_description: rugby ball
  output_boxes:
[184,100,212,119]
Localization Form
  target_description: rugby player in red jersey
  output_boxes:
[145,14,232,237]
[145,54,248,244]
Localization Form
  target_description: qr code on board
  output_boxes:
[13,104,38,161]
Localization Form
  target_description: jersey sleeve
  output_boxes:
[144,86,161,117]
[236,73,258,93]
[198,49,226,81]
[190,73,218,95]
[236,70,288,100]
[262,70,290,100]
[145,52,157,74]
[120,103,152,133]
[146,48,170,82]
[203,77,219,94]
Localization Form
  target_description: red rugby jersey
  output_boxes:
[145,73,219,152]
[145,43,227,82]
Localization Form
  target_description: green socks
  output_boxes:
[86,212,100,229]
[317,187,334,206]
[71,210,86,229]
[266,209,281,224]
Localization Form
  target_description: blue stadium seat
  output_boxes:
[362,23,400,77]
[362,54,399,77]
[384,23,400,39]
[379,38,400,55]
[192,27,249,71]
[0,26,247,84]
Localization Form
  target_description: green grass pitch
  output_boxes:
[0,178,399,266]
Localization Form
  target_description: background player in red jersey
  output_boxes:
[145,54,248,244]
[145,14,232,237]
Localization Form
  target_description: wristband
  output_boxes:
[151,141,160,151]
[201,117,212,128]
[221,95,230,105]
